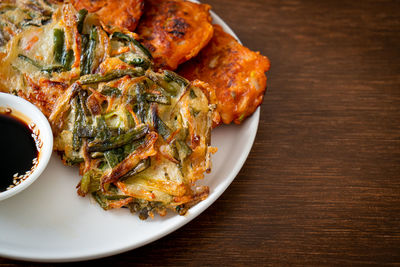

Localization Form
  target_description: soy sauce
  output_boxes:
[0,112,38,192]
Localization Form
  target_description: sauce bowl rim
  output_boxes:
[0,92,53,201]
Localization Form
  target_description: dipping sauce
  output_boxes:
[0,112,39,192]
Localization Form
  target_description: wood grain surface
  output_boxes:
[1,0,400,265]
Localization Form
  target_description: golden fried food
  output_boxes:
[50,70,214,218]
[0,3,215,219]
[0,0,58,52]
[0,3,152,117]
[0,3,81,117]
[69,0,144,32]
[178,24,271,125]
[0,0,271,219]
[136,0,213,70]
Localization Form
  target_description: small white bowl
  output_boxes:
[0,92,53,201]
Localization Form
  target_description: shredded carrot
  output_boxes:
[4,26,14,36]
[108,197,134,209]
[35,55,44,61]
[110,46,130,57]
[24,35,39,51]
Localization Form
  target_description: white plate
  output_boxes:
[0,7,260,262]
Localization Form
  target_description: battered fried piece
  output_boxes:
[0,3,215,219]
[18,77,68,117]
[0,4,80,116]
[0,0,58,52]
[0,3,151,117]
[178,24,271,125]
[69,0,144,32]
[51,70,215,219]
[136,0,213,70]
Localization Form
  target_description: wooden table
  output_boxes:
[1,0,400,265]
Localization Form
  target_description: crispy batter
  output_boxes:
[136,0,213,70]
[19,77,68,117]
[0,0,57,51]
[178,24,271,125]
[69,0,144,32]
[100,131,158,190]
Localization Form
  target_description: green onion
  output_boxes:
[135,82,148,123]
[176,140,192,160]
[120,158,150,179]
[18,54,63,73]
[111,31,153,59]
[153,113,172,141]
[119,54,150,69]
[104,150,121,168]
[81,26,97,75]
[145,93,171,105]
[87,124,149,152]
[163,70,189,87]
[53,28,64,63]
[80,69,143,85]
[76,9,88,34]
[62,49,74,71]
[72,97,84,151]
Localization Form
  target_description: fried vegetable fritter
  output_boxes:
[50,70,215,219]
[178,24,271,125]
[136,0,213,70]
[0,3,215,219]
[0,0,271,219]
[0,4,151,117]
[0,0,58,52]
[69,0,144,32]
